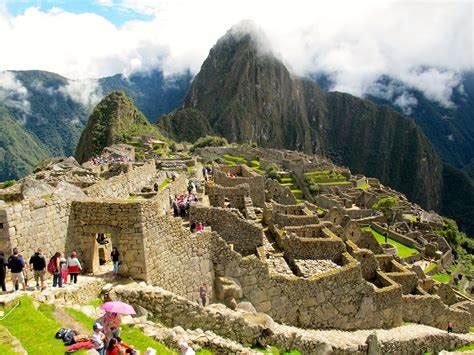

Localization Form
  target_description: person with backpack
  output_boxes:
[67,251,82,284]
[0,251,6,292]
[29,248,46,290]
[7,248,26,291]
[48,252,63,288]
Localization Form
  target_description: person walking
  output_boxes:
[199,284,208,306]
[67,252,82,284]
[29,248,46,290]
[49,252,63,288]
[0,251,7,292]
[111,247,120,276]
[60,257,68,285]
[7,248,26,291]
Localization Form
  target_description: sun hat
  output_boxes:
[93,322,103,330]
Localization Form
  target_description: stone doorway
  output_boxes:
[81,226,121,275]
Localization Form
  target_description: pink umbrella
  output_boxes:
[100,301,136,315]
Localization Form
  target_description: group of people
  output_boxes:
[190,221,205,234]
[202,166,213,181]
[0,247,82,292]
[171,193,198,217]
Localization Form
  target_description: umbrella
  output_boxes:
[100,301,136,315]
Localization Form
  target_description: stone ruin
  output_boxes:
[0,145,472,354]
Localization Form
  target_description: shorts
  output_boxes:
[11,272,25,284]
[34,270,46,281]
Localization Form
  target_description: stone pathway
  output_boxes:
[269,323,474,354]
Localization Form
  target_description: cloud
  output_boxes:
[59,79,103,107]
[0,0,472,109]
[0,71,30,113]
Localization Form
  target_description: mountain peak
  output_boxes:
[215,20,274,57]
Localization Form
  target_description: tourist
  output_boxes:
[448,321,453,333]
[49,252,63,288]
[97,311,122,344]
[7,248,26,291]
[178,341,195,355]
[190,222,196,233]
[199,284,208,306]
[91,322,106,355]
[60,257,69,285]
[67,251,82,284]
[29,248,46,290]
[0,251,6,292]
[196,222,204,234]
[106,338,120,355]
[172,196,180,217]
[202,166,208,181]
[111,247,120,275]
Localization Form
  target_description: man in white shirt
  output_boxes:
[91,322,106,355]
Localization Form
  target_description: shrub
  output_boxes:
[0,180,15,189]
[191,136,228,152]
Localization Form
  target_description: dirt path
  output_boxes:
[53,307,90,336]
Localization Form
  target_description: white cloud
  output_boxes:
[394,92,418,115]
[0,0,472,108]
[59,79,103,107]
[0,71,30,113]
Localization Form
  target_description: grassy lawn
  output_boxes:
[361,227,419,258]
[66,308,180,354]
[357,182,370,190]
[0,296,66,355]
[455,342,474,352]
[432,272,451,284]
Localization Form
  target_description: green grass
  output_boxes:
[255,346,301,354]
[423,262,437,273]
[361,227,419,258]
[403,214,417,222]
[0,296,66,355]
[66,308,177,354]
[455,342,474,352]
[37,302,56,320]
[158,177,172,191]
[357,182,370,190]
[222,154,263,175]
[432,272,451,284]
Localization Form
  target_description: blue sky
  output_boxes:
[6,0,152,26]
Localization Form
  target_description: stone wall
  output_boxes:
[402,294,471,332]
[265,179,297,205]
[150,173,188,216]
[84,161,156,199]
[67,200,148,279]
[206,183,250,211]
[111,284,271,347]
[214,165,265,207]
[212,236,403,330]
[273,226,346,262]
[141,210,214,301]
[189,204,263,257]
[0,197,71,260]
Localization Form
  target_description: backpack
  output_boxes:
[47,258,56,274]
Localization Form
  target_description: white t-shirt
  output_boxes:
[91,331,104,349]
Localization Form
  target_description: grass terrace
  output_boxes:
[222,154,265,174]
[361,226,419,258]
[304,170,351,194]
[275,172,303,202]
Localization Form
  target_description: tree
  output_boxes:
[373,197,399,243]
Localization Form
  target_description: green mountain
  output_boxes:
[0,105,49,181]
[0,69,190,180]
[75,91,156,163]
[158,29,443,211]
